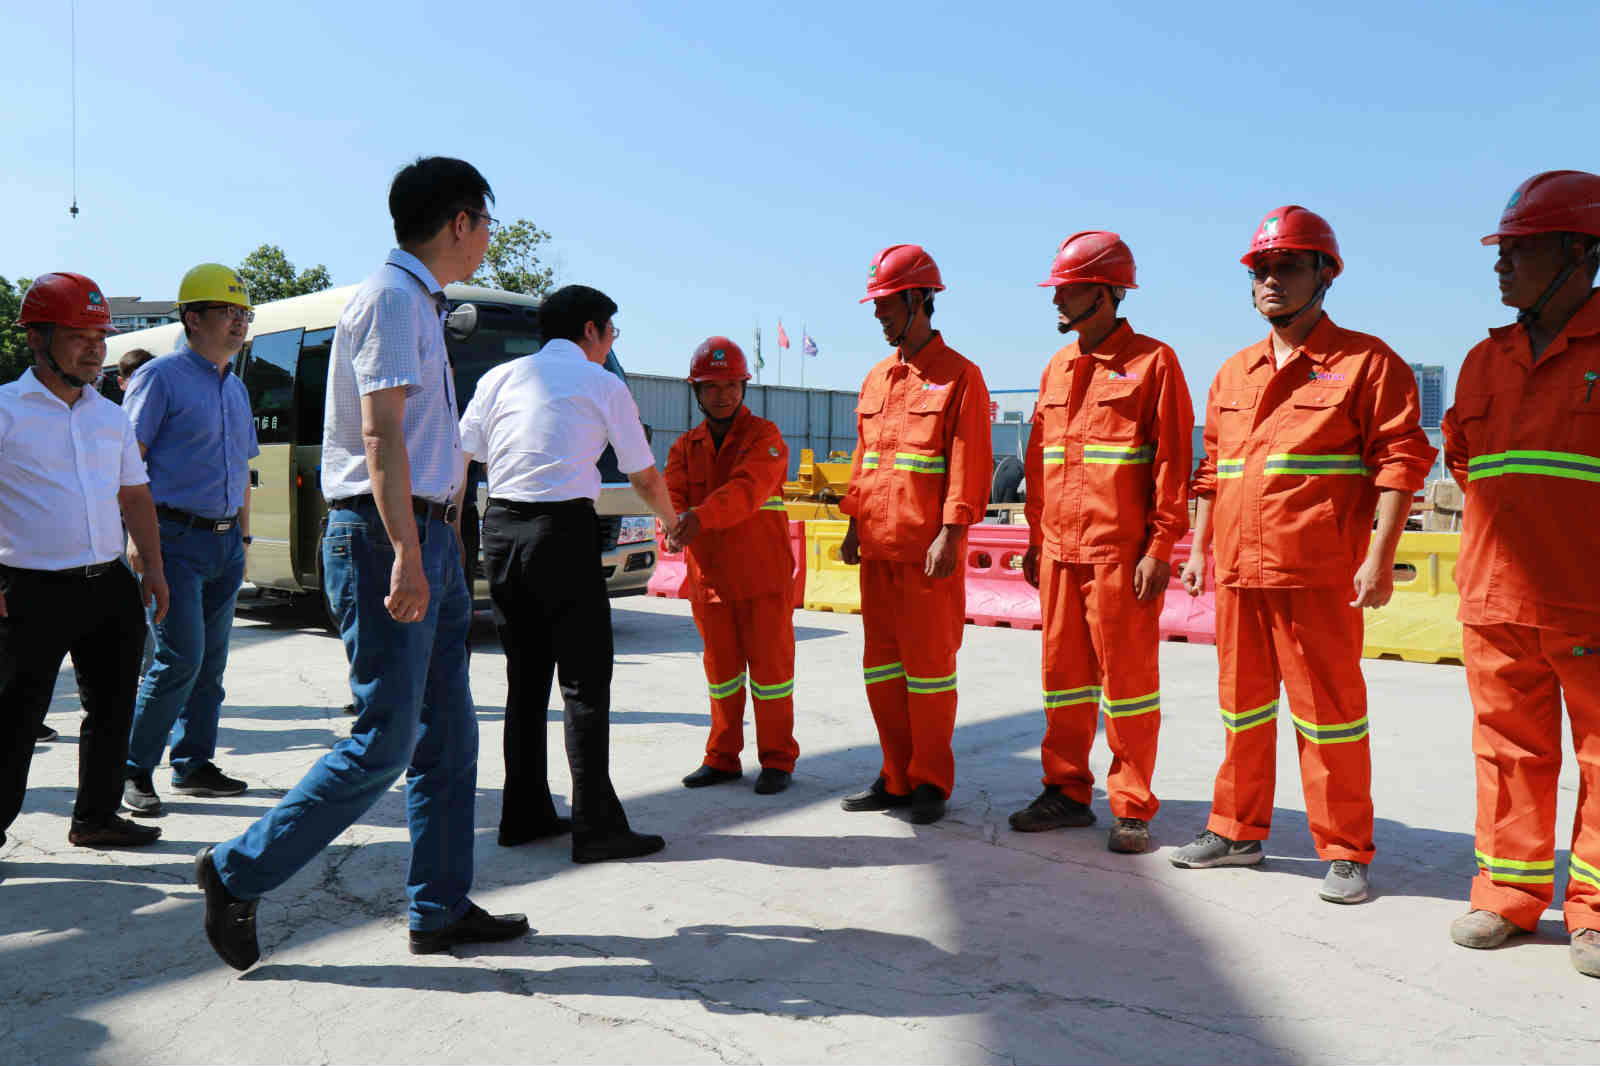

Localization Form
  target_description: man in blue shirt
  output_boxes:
[122,263,258,816]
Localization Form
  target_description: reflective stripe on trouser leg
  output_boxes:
[1038,554,1100,804]
[1554,629,1600,932]
[1087,558,1163,821]
[691,601,748,773]
[741,593,799,773]
[1275,586,1374,863]
[1208,585,1281,844]
[1464,622,1574,929]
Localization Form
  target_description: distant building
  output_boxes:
[108,297,178,334]
[1409,363,1448,428]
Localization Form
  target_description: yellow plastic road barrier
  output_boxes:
[1362,531,1463,664]
[802,519,861,614]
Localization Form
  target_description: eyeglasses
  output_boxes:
[466,210,500,231]
[200,304,255,323]
[609,324,621,341]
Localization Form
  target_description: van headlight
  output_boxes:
[618,516,655,545]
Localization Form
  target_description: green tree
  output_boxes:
[470,219,555,296]
[0,276,36,385]
[235,244,333,304]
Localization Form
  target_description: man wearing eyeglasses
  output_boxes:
[121,263,259,818]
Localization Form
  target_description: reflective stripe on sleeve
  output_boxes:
[1217,458,1246,480]
[1043,445,1067,466]
[1467,449,1600,484]
[760,496,788,512]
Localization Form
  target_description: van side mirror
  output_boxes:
[444,303,479,341]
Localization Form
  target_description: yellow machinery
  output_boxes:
[782,447,855,521]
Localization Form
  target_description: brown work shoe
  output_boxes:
[1008,787,1095,832]
[1449,909,1528,949]
[1572,929,1600,978]
[1108,817,1150,854]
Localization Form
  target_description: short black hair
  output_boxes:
[539,285,617,344]
[389,156,494,247]
[118,347,155,380]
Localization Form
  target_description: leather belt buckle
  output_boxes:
[443,503,459,524]
[82,562,114,579]
[215,520,234,532]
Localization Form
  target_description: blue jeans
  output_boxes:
[212,502,478,931]
[126,518,245,778]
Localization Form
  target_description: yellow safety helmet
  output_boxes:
[177,263,253,309]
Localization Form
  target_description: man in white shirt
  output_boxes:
[195,157,525,971]
[460,284,678,863]
[1,271,169,850]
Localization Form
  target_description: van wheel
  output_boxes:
[992,455,1025,503]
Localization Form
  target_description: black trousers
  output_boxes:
[1,563,146,831]
[481,499,627,843]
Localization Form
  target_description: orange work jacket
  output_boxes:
[665,406,792,604]
[1023,320,1194,563]
[1444,288,1600,633]
[839,333,993,564]
[1191,314,1436,589]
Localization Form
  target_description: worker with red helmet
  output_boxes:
[1174,208,1435,903]
[665,337,799,795]
[1012,232,1193,853]
[1443,170,1600,978]
[838,244,993,825]
[0,272,170,850]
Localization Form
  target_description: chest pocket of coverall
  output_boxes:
[1213,386,1260,457]
[1090,379,1143,442]
[856,388,886,462]
[1280,382,1355,452]
[900,382,951,451]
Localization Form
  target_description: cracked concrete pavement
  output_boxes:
[2,592,1595,1064]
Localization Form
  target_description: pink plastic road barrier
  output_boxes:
[646,522,689,599]
[964,524,1042,630]
[1159,532,1216,644]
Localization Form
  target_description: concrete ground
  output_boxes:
[2,592,1595,1065]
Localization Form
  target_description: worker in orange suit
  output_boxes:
[1442,170,1600,979]
[837,244,993,825]
[665,337,799,796]
[1173,206,1436,905]
[1012,232,1193,854]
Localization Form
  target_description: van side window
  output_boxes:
[295,328,334,446]
[244,328,302,444]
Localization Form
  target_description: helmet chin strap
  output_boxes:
[891,290,921,349]
[1257,257,1330,329]
[1057,288,1106,335]
[1517,234,1583,326]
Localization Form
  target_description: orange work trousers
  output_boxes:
[1464,622,1600,932]
[1208,585,1374,863]
[860,559,964,798]
[691,594,799,774]
[1038,556,1162,820]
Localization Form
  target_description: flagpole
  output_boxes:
[777,318,783,387]
[801,323,806,390]
[754,323,762,384]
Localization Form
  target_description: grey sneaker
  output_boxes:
[1169,829,1264,869]
[1450,909,1527,949]
[171,762,247,797]
[1319,859,1370,904]
[1571,929,1600,978]
[123,772,162,817]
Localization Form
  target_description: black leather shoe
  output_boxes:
[68,814,162,848]
[754,768,791,795]
[497,817,573,847]
[840,776,912,812]
[196,846,259,971]
[682,765,743,789]
[572,830,666,864]
[909,784,947,825]
[409,903,530,955]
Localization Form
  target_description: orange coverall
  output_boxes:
[1444,290,1600,933]
[839,333,993,798]
[1023,321,1193,820]
[1191,314,1435,861]
[666,407,799,774]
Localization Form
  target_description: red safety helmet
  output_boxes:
[1038,231,1138,289]
[860,244,945,303]
[688,336,750,383]
[1241,206,1343,277]
[18,272,117,332]
[1482,170,1600,245]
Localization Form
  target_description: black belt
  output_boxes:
[0,561,119,581]
[156,505,240,533]
[329,493,459,524]
[487,497,595,516]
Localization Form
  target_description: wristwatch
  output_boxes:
[242,535,253,545]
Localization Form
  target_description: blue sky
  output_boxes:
[6,2,1596,409]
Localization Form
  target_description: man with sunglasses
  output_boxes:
[1173,207,1434,904]
[121,263,259,818]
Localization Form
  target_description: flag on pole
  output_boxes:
[754,325,764,370]
[777,320,790,349]
[802,328,817,357]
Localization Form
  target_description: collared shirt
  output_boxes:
[459,338,655,503]
[838,333,993,564]
[0,369,149,569]
[1023,320,1193,563]
[1191,314,1436,589]
[321,249,462,504]
[1445,288,1600,633]
[665,407,791,603]
[123,345,258,518]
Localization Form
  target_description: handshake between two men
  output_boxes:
[663,510,702,554]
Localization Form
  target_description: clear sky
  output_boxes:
[6,1,1597,408]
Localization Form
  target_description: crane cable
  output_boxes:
[69,0,79,219]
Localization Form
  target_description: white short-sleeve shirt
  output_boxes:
[0,369,149,569]
[459,339,655,503]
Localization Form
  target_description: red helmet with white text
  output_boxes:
[18,272,118,332]
[860,244,945,302]
[1241,206,1343,276]
[688,336,751,383]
